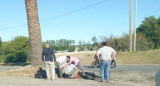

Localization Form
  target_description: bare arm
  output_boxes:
[74,66,78,70]
[42,50,45,63]
[111,51,117,59]
[52,50,57,62]
[96,52,100,61]
[62,63,69,68]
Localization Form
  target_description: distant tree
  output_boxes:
[91,36,98,50]
[44,39,75,52]
[105,35,118,49]
[78,40,85,51]
[137,16,160,49]
[68,46,76,52]
[92,36,97,43]
[136,33,151,51]
[58,39,70,52]
[42,42,46,49]
[0,36,30,63]
[78,40,82,46]
[107,34,129,51]
[86,42,90,51]
[0,37,2,60]
[67,40,76,52]
[0,39,1,45]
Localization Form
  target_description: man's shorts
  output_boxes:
[66,70,76,76]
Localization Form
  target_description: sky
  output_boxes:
[0,0,160,43]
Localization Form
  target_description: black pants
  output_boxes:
[55,62,62,78]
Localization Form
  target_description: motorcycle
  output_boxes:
[110,57,116,68]
[91,54,116,68]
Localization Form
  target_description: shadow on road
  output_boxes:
[34,67,100,81]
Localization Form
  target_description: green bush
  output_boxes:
[68,46,76,52]
[0,37,2,48]
[0,36,30,63]
[137,16,160,49]
[136,33,152,51]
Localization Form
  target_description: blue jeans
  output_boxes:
[100,60,110,81]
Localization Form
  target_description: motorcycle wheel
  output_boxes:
[110,61,116,68]
[91,61,99,68]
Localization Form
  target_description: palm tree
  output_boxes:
[25,0,43,66]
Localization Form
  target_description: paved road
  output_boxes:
[111,64,160,72]
[0,64,160,72]
[0,66,23,71]
[83,64,160,72]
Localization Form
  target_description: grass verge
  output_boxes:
[56,49,160,65]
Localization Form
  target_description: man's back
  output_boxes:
[56,56,66,65]
[70,57,79,66]
[98,46,115,61]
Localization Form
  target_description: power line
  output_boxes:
[0,0,109,31]
[40,0,109,22]
[0,24,26,30]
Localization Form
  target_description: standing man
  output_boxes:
[97,42,117,83]
[42,44,56,80]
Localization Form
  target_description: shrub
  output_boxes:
[0,36,30,63]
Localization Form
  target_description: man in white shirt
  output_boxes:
[56,56,67,78]
[56,56,67,66]
[97,42,117,83]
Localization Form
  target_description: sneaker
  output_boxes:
[106,80,110,83]
[45,78,50,80]
[98,80,104,82]
[51,79,55,81]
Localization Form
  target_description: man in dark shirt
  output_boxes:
[42,43,56,80]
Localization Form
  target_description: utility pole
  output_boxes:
[133,0,137,51]
[129,0,132,52]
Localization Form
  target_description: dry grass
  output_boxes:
[116,49,160,64]
[110,71,156,86]
[56,49,160,65]
[56,51,96,66]
[0,67,156,86]
[0,65,39,77]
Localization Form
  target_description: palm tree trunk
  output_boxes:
[25,0,42,66]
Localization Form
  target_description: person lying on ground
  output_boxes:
[66,56,85,76]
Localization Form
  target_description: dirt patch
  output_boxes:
[110,71,156,86]
[0,65,38,77]
[0,76,155,86]
[0,65,156,86]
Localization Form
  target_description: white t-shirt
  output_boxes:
[56,56,66,66]
[98,46,115,61]
[65,64,75,73]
